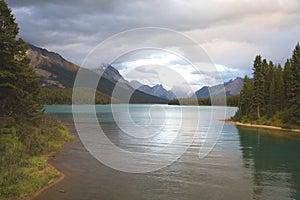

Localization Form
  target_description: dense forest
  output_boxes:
[168,95,239,107]
[0,1,72,199]
[232,44,300,129]
[40,88,113,105]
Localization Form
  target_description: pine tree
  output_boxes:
[262,59,268,76]
[237,75,254,118]
[266,62,275,116]
[274,64,284,111]
[0,0,42,122]
[253,55,264,119]
[263,59,273,112]
[233,44,300,127]
[290,43,300,123]
[283,59,292,103]
[269,77,275,115]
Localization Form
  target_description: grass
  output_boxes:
[5,157,61,200]
[0,117,73,200]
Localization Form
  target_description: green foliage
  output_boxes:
[274,64,284,111]
[283,59,292,105]
[0,2,73,199]
[289,43,300,124]
[253,55,264,119]
[40,87,113,105]
[168,95,239,107]
[233,43,300,128]
[0,0,43,122]
[0,117,73,199]
[226,95,240,106]
[235,75,254,120]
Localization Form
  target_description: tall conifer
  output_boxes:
[0,0,42,122]
[290,43,300,123]
[253,55,264,119]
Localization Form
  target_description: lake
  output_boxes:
[36,105,300,200]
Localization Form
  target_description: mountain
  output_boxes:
[94,65,130,85]
[27,43,79,88]
[193,77,244,98]
[224,77,244,95]
[130,81,177,100]
[130,80,144,89]
[27,44,167,104]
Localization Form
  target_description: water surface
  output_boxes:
[37,105,300,200]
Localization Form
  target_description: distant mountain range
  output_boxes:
[27,44,167,104]
[131,77,244,100]
[27,44,244,103]
[130,81,176,100]
[193,77,244,98]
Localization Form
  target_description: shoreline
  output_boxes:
[226,120,300,133]
[29,167,65,200]
[28,123,74,200]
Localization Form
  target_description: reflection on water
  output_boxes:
[238,126,300,200]
[41,105,300,200]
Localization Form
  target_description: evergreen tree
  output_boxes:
[253,55,264,119]
[0,0,42,122]
[263,59,274,110]
[267,62,276,116]
[233,44,300,128]
[237,75,254,119]
[262,59,268,76]
[274,64,284,111]
[269,77,275,114]
[283,59,292,103]
[290,43,300,123]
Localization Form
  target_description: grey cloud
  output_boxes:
[5,0,300,81]
[135,66,158,74]
[112,49,160,65]
[9,0,300,35]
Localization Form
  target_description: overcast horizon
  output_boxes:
[7,0,300,92]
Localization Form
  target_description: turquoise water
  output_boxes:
[43,105,300,200]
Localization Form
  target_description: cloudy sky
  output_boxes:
[7,0,300,93]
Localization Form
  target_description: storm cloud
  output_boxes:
[6,0,300,88]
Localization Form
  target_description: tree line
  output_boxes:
[168,95,239,107]
[233,44,300,128]
[40,88,113,105]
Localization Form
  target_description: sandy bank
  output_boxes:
[226,120,300,133]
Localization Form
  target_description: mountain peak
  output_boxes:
[94,64,129,85]
[130,80,144,89]
[193,77,244,98]
[130,82,176,100]
[27,43,65,64]
[153,84,163,88]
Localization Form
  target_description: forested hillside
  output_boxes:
[233,43,300,128]
[40,88,113,105]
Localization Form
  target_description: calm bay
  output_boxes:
[35,105,300,200]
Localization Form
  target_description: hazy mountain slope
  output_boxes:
[27,44,167,104]
[130,81,177,100]
[224,77,244,96]
[27,44,78,88]
[130,80,144,89]
[194,77,244,98]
